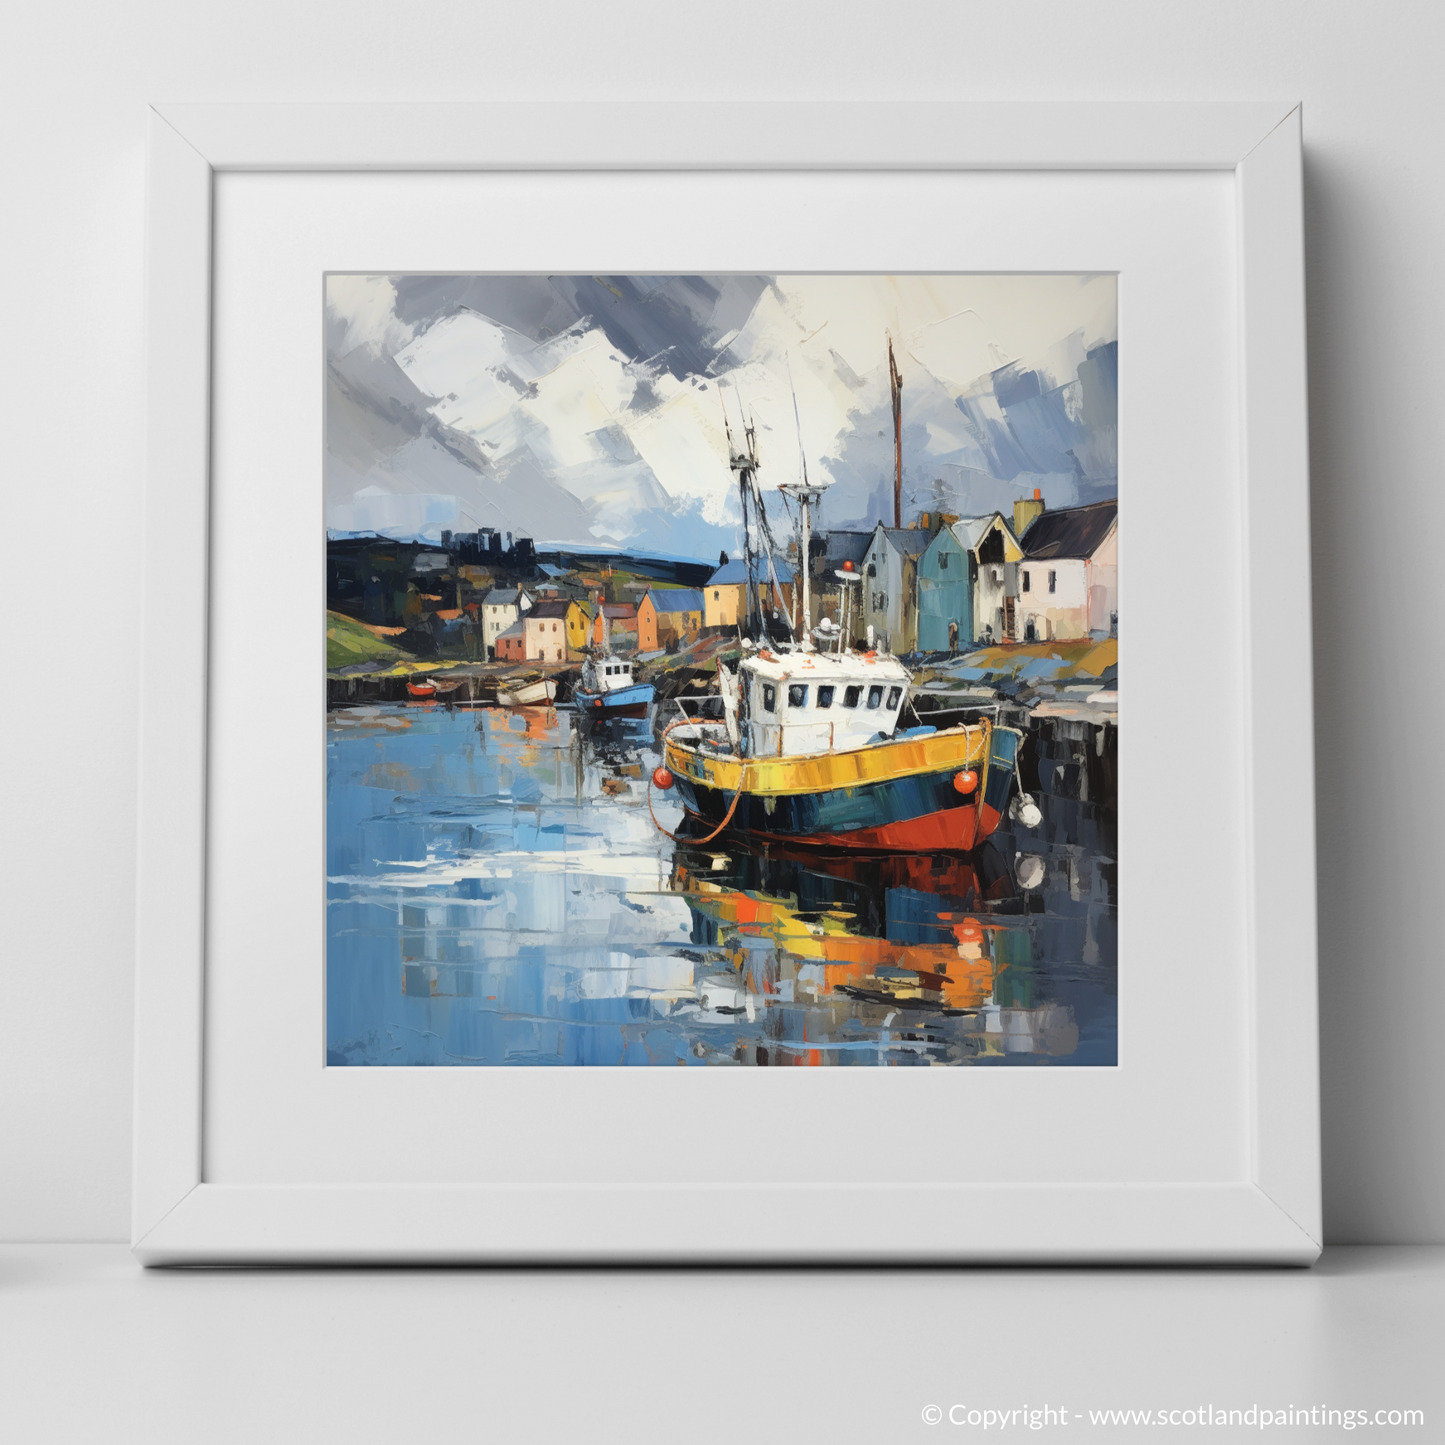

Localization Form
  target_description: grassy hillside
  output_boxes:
[327,610,406,670]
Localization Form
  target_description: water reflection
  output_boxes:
[326,703,1116,1066]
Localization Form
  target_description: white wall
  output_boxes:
[3,0,1442,1243]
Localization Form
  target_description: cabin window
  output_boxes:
[1022,571,1031,593]
[867,563,877,578]
[843,685,861,708]
[816,685,835,709]
[940,553,948,570]
[787,684,808,708]
[867,685,883,709]
[1048,570,1057,594]
[713,590,720,600]
[886,686,902,709]
[761,684,776,713]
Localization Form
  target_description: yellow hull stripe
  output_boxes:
[664,721,990,797]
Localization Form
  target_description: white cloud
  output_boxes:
[327,275,416,358]
[331,274,1117,553]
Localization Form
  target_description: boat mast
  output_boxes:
[779,483,825,652]
[780,357,827,652]
[725,391,792,644]
[728,412,764,638]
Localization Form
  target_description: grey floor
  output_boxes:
[1,1246,1439,1441]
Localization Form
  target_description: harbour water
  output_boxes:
[326,702,1117,1066]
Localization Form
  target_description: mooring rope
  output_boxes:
[647,772,744,845]
[646,719,746,847]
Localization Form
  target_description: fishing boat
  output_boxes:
[574,648,654,719]
[650,369,1023,853]
[496,678,557,708]
[405,679,437,699]
[658,649,1019,851]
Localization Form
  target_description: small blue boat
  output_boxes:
[575,655,654,718]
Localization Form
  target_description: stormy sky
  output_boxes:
[325,273,1118,558]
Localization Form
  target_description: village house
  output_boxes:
[522,599,570,662]
[637,588,705,651]
[591,601,639,653]
[703,558,795,630]
[494,619,526,662]
[564,598,594,654]
[480,586,532,659]
[917,513,1024,650]
[859,524,932,654]
[1015,499,1118,642]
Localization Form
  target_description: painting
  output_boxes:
[326,274,1117,1066]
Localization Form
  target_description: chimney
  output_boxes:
[1014,487,1045,541]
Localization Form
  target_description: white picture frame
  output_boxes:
[134,101,1318,1264]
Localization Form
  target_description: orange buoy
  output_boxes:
[652,768,674,790]
[953,769,978,794]
[592,698,603,708]
[842,559,854,572]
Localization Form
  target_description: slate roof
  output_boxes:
[537,562,571,579]
[708,558,795,586]
[1020,501,1117,560]
[484,588,521,606]
[527,599,571,620]
[823,530,873,566]
[646,588,705,615]
[495,619,525,639]
[599,602,638,621]
[949,513,1020,554]
[873,526,933,558]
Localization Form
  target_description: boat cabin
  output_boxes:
[732,649,912,758]
[589,657,636,694]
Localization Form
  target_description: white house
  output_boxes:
[1016,500,1118,641]
[859,524,932,654]
[480,586,532,658]
[521,599,570,662]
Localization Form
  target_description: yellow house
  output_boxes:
[638,588,704,651]
[704,559,794,630]
[564,599,594,652]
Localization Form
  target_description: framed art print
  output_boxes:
[323,269,1119,1070]
[134,103,1320,1263]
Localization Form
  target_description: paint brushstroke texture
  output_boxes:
[326,274,1117,556]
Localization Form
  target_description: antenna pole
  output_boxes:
[888,335,903,529]
[800,491,812,647]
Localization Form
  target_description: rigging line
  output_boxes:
[787,353,810,489]
[647,771,743,845]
